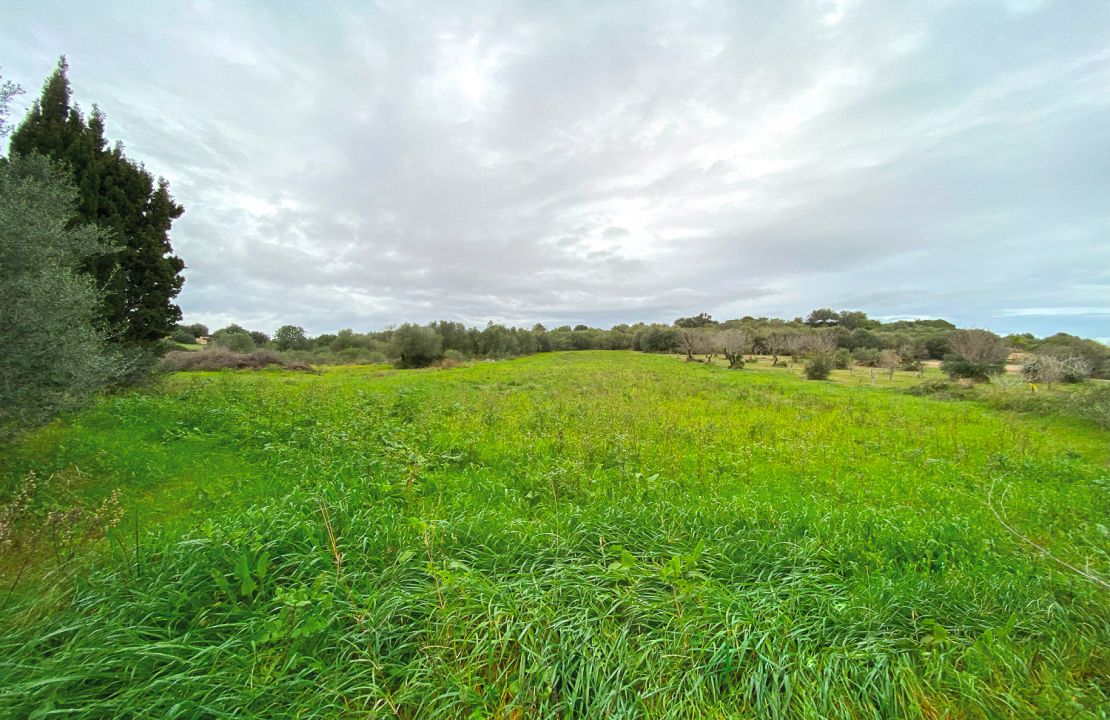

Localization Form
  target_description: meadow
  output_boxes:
[1,351,1108,718]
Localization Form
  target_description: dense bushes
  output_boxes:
[170,311,1107,378]
[940,329,1010,382]
[160,348,315,372]
[804,356,834,380]
[1022,354,1093,384]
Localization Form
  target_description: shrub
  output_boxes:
[159,348,315,373]
[211,330,255,353]
[804,356,833,380]
[390,324,443,368]
[832,348,852,369]
[851,348,881,367]
[899,357,923,373]
[1055,383,1110,429]
[170,328,196,344]
[941,329,1009,381]
[1022,354,1063,384]
[1059,357,1093,383]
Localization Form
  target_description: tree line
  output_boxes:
[173,310,1110,383]
[3,60,1106,439]
[1,59,185,439]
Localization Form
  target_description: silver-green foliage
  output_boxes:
[0,154,121,438]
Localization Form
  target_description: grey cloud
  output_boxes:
[1,0,1107,339]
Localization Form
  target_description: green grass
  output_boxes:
[1,351,1108,718]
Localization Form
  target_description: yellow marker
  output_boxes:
[1030,383,1037,394]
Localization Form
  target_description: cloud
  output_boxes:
[2,0,1108,338]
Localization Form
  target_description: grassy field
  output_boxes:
[1,351,1108,718]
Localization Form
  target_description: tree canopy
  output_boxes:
[8,58,185,346]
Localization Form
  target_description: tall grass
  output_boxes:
[0,352,1107,718]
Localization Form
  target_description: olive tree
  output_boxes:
[879,348,901,380]
[0,154,123,438]
[719,329,751,368]
[784,333,810,367]
[390,324,443,368]
[764,332,789,366]
[677,327,699,361]
[694,330,720,364]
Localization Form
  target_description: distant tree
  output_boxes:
[764,332,789,367]
[1058,357,1094,383]
[941,329,1009,381]
[248,330,270,346]
[836,310,875,330]
[694,330,720,363]
[852,347,882,367]
[719,329,751,368]
[0,69,22,138]
[211,329,254,353]
[170,328,196,344]
[1022,355,1064,385]
[9,57,186,346]
[805,308,839,327]
[432,320,476,356]
[677,327,699,361]
[634,325,678,353]
[1005,332,1036,350]
[879,348,901,380]
[924,335,951,360]
[0,153,123,438]
[805,332,839,356]
[391,323,442,368]
[181,323,208,339]
[784,333,809,366]
[674,313,717,329]
[848,328,885,350]
[273,325,309,351]
[1035,333,1110,374]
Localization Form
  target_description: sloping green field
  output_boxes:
[1,351,1108,718]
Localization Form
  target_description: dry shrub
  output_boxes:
[160,348,316,373]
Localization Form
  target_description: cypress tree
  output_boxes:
[9,57,185,345]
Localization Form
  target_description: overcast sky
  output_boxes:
[3,0,1109,340]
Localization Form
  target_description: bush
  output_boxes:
[1059,357,1093,383]
[941,329,1009,381]
[1055,384,1110,429]
[899,357,923,372]
[170,328,196,344]
[390,324,443,368]
[159,348,315,373]
[851,348,881,367]
[211,331,255,353]
[901,379,972,401]
[1022,354,1063,384]
[804,356,833,380]
[832,348,852,369]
